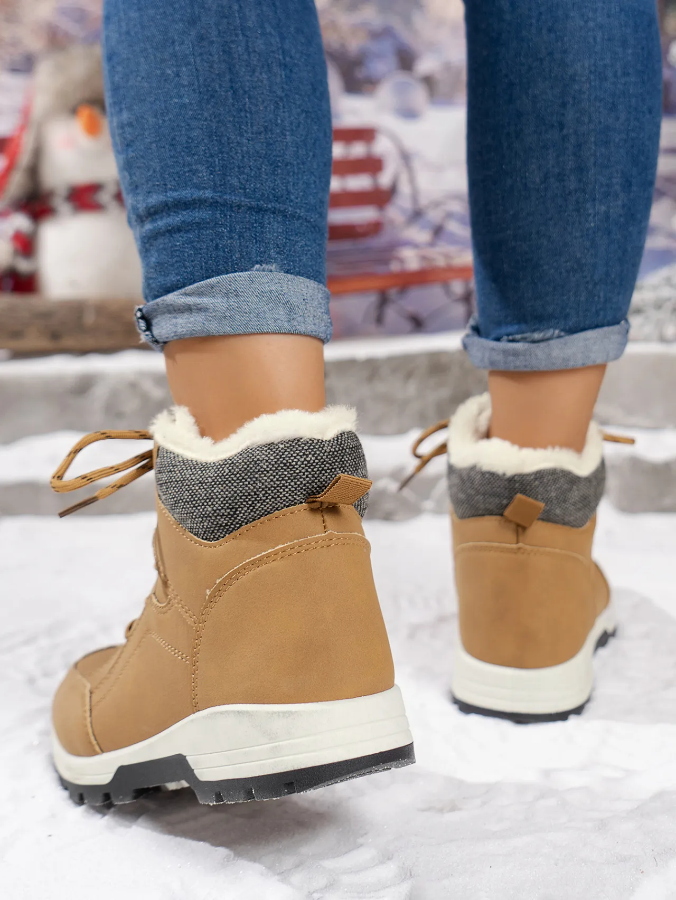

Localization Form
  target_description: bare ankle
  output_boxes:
[488,365,606,452]
[164,333,326,441]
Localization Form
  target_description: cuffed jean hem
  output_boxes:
[134,270,332,350]
[462,319,630,371]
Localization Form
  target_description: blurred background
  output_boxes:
[1,0,676,343]
[1,0,676,522]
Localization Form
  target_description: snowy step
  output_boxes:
[603,427,676,513]
[2,426,675,517]
[3,334,676,442]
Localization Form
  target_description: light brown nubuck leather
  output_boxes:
[53,473,395,756]
[452,494,610,669]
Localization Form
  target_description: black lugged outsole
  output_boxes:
[452,699,587,724]
[452,628,617,725]
[58,743,416,807]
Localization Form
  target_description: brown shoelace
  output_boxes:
[398,419,450,490]
[51,430,154,517]
[399,420,636,490]
[50,422,637,513]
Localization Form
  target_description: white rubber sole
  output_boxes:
[53,686,414,805]
[451,604,616,721]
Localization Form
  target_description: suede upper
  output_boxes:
[53,485,395,756]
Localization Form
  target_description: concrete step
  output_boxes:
[3,333,676,442]
[2,426,674,518]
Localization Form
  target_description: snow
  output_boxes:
[602,427,676,463]
[0,348,164,375]
[338,93,468,199]
[325,330,465,360]
[2,503,676,898]
[0,430,145,483]
[630,263,676,343]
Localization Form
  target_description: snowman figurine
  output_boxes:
[0,44,142,299]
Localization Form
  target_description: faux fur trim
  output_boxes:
[150,405,358,461]
[447,393,603,477]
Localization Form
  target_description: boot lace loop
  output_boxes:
[399,419,449,490]
[50,430,154,517]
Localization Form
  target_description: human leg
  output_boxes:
[102,0,333,438]
[464,0,661,448]
[51,0,413,805]
[448,0,661,719]
[164,334,325,440]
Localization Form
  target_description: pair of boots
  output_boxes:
[50,393,612,806]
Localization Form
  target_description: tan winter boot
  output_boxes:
[50,406,414,806]
[408,393,616,723]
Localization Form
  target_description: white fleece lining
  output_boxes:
[150,405,358,462]
[447,393,603,477]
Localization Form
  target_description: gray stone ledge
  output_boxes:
[3,335,676,517]
[2,336,676,443]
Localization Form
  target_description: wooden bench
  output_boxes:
[327,126,474,324]
[0,127,474,353]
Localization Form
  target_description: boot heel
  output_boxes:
[452,605,616,723]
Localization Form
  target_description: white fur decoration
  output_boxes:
[447,392,603,477]
[38,114,120,193]
[35,111,143,300]
[37,209,143,301]
[151,405,358,461]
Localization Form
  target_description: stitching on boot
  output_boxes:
[170,596,198,626]
[73,666,103,754]
[93,619,193,711]
[455,543,590,566]
[93,632,152,707]
[191,533,367,712]
[158,500,312,549]
[149,580,198,626]
[202,529,367,600]
[147,631,190,665]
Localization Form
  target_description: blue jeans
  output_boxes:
[102,0,661,371]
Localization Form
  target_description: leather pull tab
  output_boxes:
[503,494,545,529]
[307,474,372,509]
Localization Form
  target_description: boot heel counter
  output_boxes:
[194,531,395,709]
[454,540,598,669]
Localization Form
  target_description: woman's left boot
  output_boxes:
[446,393,614,722]
[51,405,414,806]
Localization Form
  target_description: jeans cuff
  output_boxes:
[135,270,332,350]
[462,320,630,371]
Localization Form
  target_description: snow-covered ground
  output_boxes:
[2,503,676,898]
